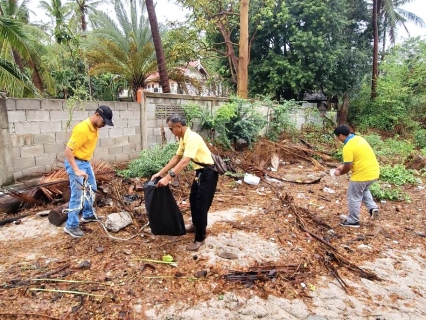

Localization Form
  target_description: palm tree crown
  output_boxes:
[84,0,157,100]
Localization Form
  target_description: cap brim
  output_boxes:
[103,118,114,126]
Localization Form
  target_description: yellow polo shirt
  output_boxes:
[176,128,213,169]
[343,135,380,181]
[67,118,99,160]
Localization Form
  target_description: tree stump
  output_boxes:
[48,202,72,226]
[0,194,22,214]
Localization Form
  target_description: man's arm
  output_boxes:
[155,156,191,187]
[334,163,352,176]
[151,155,182,180]
[64,146,88,179]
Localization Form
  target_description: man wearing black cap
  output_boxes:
[63,105,114,238]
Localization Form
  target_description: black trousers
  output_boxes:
[189,167,219,242]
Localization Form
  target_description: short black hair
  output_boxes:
[166,114,186,126]
[334,125,351,136]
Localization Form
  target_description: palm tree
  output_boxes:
[380,0,425,47]
[146,0,170,93]
[38,0,72,43]
[85,0,157,99]
[371,0,425,99]
[69,0,102,32]
[0,0,54,96]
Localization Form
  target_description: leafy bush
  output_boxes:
[118,143,179,178]
[214,97,267,149]
[264,98,298,141]
[379,164,419,186]
[370,183,408,201]
[363,134,414,164]
[349,38,426,135]
[413,128,426,149]
[333,147,343,162]
[182,103,204,128]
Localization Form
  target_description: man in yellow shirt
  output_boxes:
[332,125,380,227]
[63,106,114,237]
[152,114,218,250]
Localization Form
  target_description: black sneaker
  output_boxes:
[81,215,103,223]
[340,220,360,228]
[64,226,84,237]
[370,208,379,220]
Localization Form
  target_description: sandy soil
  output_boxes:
[1,202,425,319]
[0,152,425,320]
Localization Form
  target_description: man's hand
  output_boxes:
[334,164,351,176]
[156,175,172,187]
[151,172,162,181]
[74,168,88,179]
[333,168,341,176]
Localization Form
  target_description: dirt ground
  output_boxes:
[0,144,425,320]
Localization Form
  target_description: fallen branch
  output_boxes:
[134,258,178,267]
[28,288,103,297]
[277,192,381,290]
[36,263,70,278]
[0,213,32,226]
[33,278,100,284]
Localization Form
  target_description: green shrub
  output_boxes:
[363,134,414,164]
[264,99,298,141]
[214,97,267,149]
[118,142,179,178]
[413,128,426,149]
[370,183,408,201]
[379,164,418,186]
[182,103,204,128]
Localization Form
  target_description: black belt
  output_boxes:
[195,165,214,173]
[75,157,88,162]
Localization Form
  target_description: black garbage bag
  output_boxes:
[143,179,186,236]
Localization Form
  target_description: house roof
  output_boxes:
[145,60,208,83]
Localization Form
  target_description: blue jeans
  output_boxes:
[347,180,378,223]
[64,159,97,228]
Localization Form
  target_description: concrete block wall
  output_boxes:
[1,93,330,186]
[5,99,142,182]
[141,92,228,149]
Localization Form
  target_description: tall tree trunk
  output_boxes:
[14,50,44,92]
[146,0,170,93]
[12,50,25,72]
[77,0,87,31]
[371,0,379,100]
[337,93,349,124]
[218,20,239,84]
[237,0,249,98]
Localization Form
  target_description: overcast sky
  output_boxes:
[398,0,426,41]
[28,0,425,40]
[28,0,188,24]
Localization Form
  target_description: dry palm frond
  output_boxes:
[21,161,116,203]
[28,168,70,201]
[7,189,42,205]
[92,161,116,181]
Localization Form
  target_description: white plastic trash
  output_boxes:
[323,187,336,194]
[330,169,336,181]
[244,173,260,185]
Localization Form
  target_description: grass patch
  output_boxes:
[118,142,179,178]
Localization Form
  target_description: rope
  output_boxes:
[62,179,149,241]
